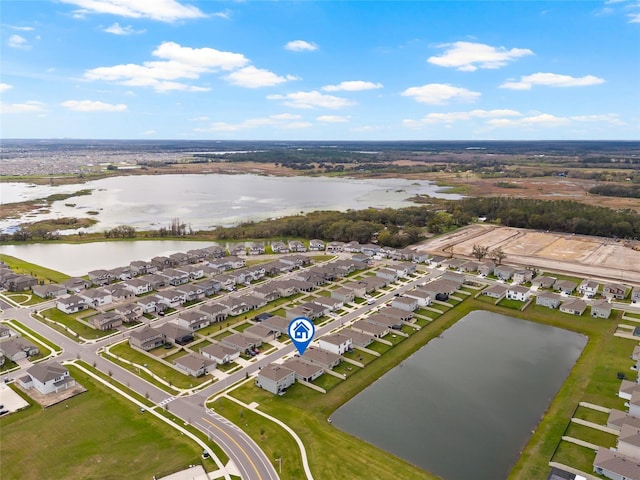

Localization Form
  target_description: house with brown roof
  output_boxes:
[245,324,279,342]
[88,312,123,331]
[594,447,640,480]
[617,424,640,459]
[301,348,341,369]
[256,363,295,394]
[346,328,375,348]
[351,319,389,338]
[367,313,403,330]
[260,315,290,335]
[403,287,432,307]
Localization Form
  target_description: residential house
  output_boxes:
[403,288,432,307]
[444,258,466,270]
[88,312,123,331]
[136,297,159,314]
[344,241,361,253]
[286,302,326,321]
[108,287,134,303]
[212,274,236,291]
[478,260,495,276]
[346,328,375,348]
[618,379,639,401]
[506,285,531,302]
[318,333,353,355]
[560,299,587,316]
[169,252,191,266]
[160,268,190,286]
[536,292,562,309]
[248,242,265,255]
[483,284,507,299]
[56,295,88,314]
[459,261,479,273]
[325,241,345,253]
[139,273,166,290]
[216,297,250,316]
[196,279,222,296]
[260,315,290,335]
[199,304,228,323]
[87,269,115,286]
[579,279,600,298]
[175,284,206,302]
[200,343,240,365]
[593,447,640,480]
[174,354,214,377]
[367,312,404,329]
[19,361,75,395]
[513,270,534,285]
[122,278,152,296]
[301,347,341,369]
[632,287,640,304]
[129,326,165,351]
[174,310,210,331]
[617,424,640,459]
[411,251,430,263]
[387,262,417,278]
[352,319,389,338]
[78,288,113,308]
[391,296,418,312]
[108,266,133,281]
[288,240,307,252]
[359,276,387,292]
[441,271,465,287]
[607,409,640,432]
[591,300,612,319]
[154,288,187,308]
[630,390,640,418]
[0,337,39,361]
[221,333,261,354]
[376,268,398,282]
[331,287,355,303]
[283,357,324,383]
[62,277,91,292]
[245,324,279,342]
[2,273,38,291]
[114,303,144,321]
[255,363,295,394]
[602,283,627,301]
[309,239,325,251]
[157,322,194,345]
[494,265,515,281]
[532,276,557,289]
[32,284,67,299]
[311,296,343,312]
[554,280,578,295]
[129,260,156,276]
[253,284,282,303]
[177,264,205,280]
[280,254,311,268]
[271,279,301,298]
[270,240,289,254]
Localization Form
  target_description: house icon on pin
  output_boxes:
[293,321,310,340]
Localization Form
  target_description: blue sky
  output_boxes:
[1,0,639,140]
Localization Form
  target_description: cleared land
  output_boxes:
[420,224,640,283]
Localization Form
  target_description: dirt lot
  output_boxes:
[418,224,640,284]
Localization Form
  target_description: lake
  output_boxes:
[1,174,460,233]
[331,310,586,480]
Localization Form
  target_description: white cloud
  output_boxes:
[404,109,521,127]
[212,9,232,20]
[196,113,310,132]
[401,84,481,105]
[571,114,626,125]
[102,22,145,35]
[487,113,571,128]
[9,25,35,31]
[285,40,318,52]
[322,81,383,92]
[0,83,13,93]
[8,34,29,49]
[500,72,605,90]
[83,41,248,92]
[267,90,355,109]
[317,115,350,123]
[142,129,156,135]
[629,11,640,22]
[225,66,298,88]
[61,100,128,112]
[60,0,205,23]
[427,41,533,71]
[0,101,46,113]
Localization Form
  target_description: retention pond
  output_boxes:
[331,310,586,480]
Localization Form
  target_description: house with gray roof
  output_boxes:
[260,315,290,335]
[602,283,627,301]
[318,333,353,355]
[174,354,215,377]
[283,357,324,383]
[19,361,75,395]
[532,275,556,289]
[535,292,561,309]
[78,288,113,308]
[62,277,91,292]
[245,324,279,342]
[403,287,432,307]
[174,310,210,331]
[199,304,228,323]
[351,319,389,338]
[255,363,295,395]
[554,280,577,295]
[591,299,612,319]
[32,284,67,299]
[0,337,40,361]
[157,322,193,345]
[494,265,515,281]
[311,296,343,312]
[56,294,88,314]
[560,298,587,316]
[221,333,261,354]
[301,348,341,369]
[88,312,123,331]
[506,285,531,302]
[346,328,375,348]
[578,279,600,298]
[391,296,418,312]
[483,284,507,299]
[200,343,239,365]
[331,287,355,303]
[594,446,640,480]
[632,286,640,304]
[129,326,165,351]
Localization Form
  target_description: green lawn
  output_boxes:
[0,254,71,283]
[0,367,204,480]
[565,423,617,448]
[4,320,63,353]
[40,307,112,340]
[551,441,595,474]
[573,406,609,425]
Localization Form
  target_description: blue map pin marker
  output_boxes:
[288,316,315,356]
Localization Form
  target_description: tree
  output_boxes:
[472,244,489,261]
[491,247,506,265]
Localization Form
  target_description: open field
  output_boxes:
[420,224,640,283]
[0,366,204,480]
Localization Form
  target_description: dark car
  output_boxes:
[435,293,449,301]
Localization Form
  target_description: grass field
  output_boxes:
[41,307,113,340]
[0,254,71,283]
[0,366,204,480]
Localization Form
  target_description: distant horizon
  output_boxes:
[2,138,640,143]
